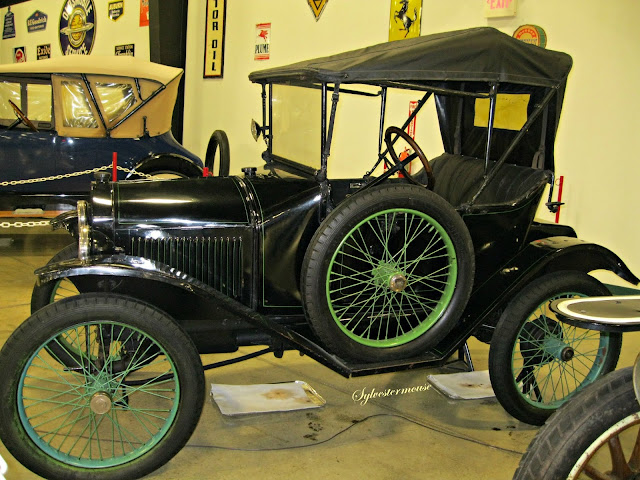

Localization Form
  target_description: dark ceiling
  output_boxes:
[0,0,30,9]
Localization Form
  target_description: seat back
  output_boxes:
[422,153,551,208]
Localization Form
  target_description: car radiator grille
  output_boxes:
[129,236,243,298]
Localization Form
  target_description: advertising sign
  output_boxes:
[254,23,270,61]
[27,11,48,33]
[108,1,124,21]
[3,7,15,39]
[115,43,134,56]
[203,0,226,77]
[37,43,52,60]
[140,0,149,27]
[14,47,26,63]
[389,0,422,41]
[59,0,96,55]
[513,25,547,48]
[307,0,328,21]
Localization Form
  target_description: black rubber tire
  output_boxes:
[301,183,474,362]
[0,293,204,480]
[489,271,622,426]
[31,243,79,313]
[205,130,231,177]
[514,367,638,480]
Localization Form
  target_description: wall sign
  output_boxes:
[254,23,270,61]
[389,0,422,41]
[14,46,26,63]
[108,1,124,21]
[203,0,226,77]
[59,0,96,55]
[484,0,517,18]
[139,0,149,27]
[37,43,51,60]
[27,10,48,33]
[307,0,328,21]
[3,7,16,39]
[115,43,134,56]
[513,25,547,48]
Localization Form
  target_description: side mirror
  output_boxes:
[251,119,263,142]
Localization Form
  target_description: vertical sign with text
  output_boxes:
[254,23,271,61]
[203,0,226,77]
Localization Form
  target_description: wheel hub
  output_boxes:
[90,392,112,415]
[373,263,407,292]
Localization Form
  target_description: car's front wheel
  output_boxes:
[0,293,204,480]
[301,183,474,362]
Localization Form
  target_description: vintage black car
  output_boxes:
[1,27,638,480]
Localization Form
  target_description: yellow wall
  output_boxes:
[0,0,149,63]
[184,0,640,287]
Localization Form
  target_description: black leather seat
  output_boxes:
[416,153,551,209]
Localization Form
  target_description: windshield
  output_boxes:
[271,84,321,170]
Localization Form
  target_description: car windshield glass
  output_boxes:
[26,84,52,122]
[0,81,20,123]
[271,84,320,170]
[95,82,136,123]
[60,80,98,128]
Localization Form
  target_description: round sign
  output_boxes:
[513,25,547,48]
[59,0,96,55]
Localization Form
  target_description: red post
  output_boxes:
[555,175,564,224]
[202,167,210,177]
[112,152,118,182]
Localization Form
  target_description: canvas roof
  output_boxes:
[250,27,572,88]
[0,55,182,86]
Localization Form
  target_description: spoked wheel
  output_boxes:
[302,183,474,362]
[31,243,80,313]
[0,294,204,480]
[489,271,621,425]
[514,367,640,480]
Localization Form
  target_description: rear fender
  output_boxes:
[438,236,639,351]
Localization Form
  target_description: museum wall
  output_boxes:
[0,0,149,62]
[183,0,640,287]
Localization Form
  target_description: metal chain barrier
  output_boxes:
[0,164,152,228]
[0,163,152,187]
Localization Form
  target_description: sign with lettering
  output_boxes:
[108,1,124,21]
[203,0,226,77]
[254,23,270,61]
[3,7,15,39]
[115,43,134,56]
[37,43,52,60]
[307,0,328,21]
[27,10,48,33]
[14,46,26,63]
[59,0,96,55]
[139,0,149,27]
[513,25,547,48]
[484,0,517,18]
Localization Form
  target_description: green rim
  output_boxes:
[48,278,80,304]
[326,208,457,347]
[17,321,180,468]
[511,293,612,409]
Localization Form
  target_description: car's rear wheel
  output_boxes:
[302,184,474,362]
[488,271,622,425]
[0,293,204,480]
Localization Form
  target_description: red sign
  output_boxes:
[139,0,149,27]
[14,47,26,63]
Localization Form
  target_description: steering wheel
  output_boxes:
[8,99,38,132]
[384,126,434,189]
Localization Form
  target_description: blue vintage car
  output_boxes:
[0,55,210,214]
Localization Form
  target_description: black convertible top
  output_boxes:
[249,27,572,88]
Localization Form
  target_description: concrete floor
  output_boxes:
[1,226,639,480]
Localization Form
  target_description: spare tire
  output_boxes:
[301,183,474,362]
[205,130,230,177]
